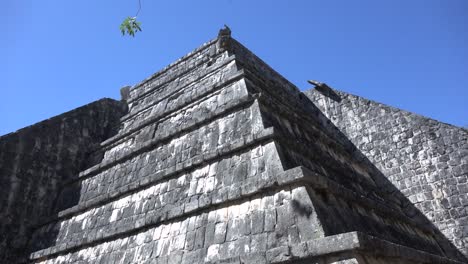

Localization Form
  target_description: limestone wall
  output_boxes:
[305,88,468,256]
[0,98,126,262]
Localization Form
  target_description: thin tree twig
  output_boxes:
[135,0,142,17]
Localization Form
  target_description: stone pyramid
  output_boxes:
[23,28,467,263]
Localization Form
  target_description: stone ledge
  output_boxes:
[31,152,444,261]
[207,232,464,264]
[29,163,420,261]
[120,54,237,124]
[102,66,243,150]
[29,166,313,261]
[355,232,466,264]
[232,39,302,100]
[246,69,357,159]
[129,38,217,103]
[242,67,307,116]
[31,137,444,262]
[33,127,275,230]
[274,132,435,234]
[72,87,254,184]
[244,71,357,161]
[30,165,460,263]
[290,160,437,238]
[247,79,438,237]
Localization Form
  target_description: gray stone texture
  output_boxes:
[1,29,466,264]
[305,88,468,256]
[0,98,127,263]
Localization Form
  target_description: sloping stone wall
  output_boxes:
[0,98,126,263]
[305,88,468,256]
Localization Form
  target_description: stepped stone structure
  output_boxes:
[1,28,467,264]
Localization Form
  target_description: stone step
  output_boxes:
[101,68,245,159]
[70,83,256,187]
[31,128,275,232]
[29,167,316,261]
[122,52,236,123]
[30,164,453,263]
[127,38,217,103]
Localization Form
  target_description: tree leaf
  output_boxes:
[120,16,142,37]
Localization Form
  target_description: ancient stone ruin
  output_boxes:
[1,28,467,263]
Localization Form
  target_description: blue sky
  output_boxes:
[2,0,467,136]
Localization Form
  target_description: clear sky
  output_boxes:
[2,0,467,136]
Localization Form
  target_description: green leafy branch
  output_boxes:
[120,17,142,37]
[120,0,142,37]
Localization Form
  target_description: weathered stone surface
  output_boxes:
[306,88,468,257]
[32,188,322,264]
[2,28,466,264]
[0,98,126,263]
[29,143,297,252]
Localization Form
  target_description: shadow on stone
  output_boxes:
[0,99,127,263]
[293,93,468,262]
[291,199,314,219]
